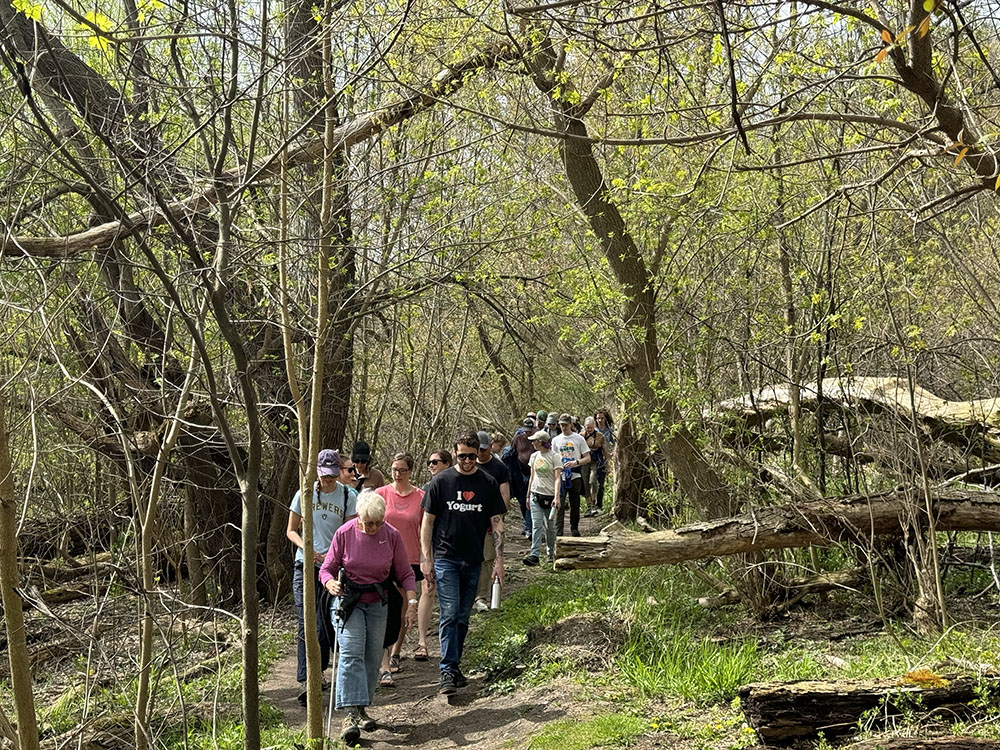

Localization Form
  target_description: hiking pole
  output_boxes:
[325,569,343,740]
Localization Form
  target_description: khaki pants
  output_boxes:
[476,532,496,599]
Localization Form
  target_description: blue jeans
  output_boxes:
[332,598,388,709]
[529,493,556,559]
[520,473,532,535]
[434,557,481,676]
[293,562,331,683]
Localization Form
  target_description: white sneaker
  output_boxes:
[473,598,489,612]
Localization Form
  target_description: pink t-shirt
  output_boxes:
[376,484,425,565]
[319,519,416,602]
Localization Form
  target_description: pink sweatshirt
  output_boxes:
[319,519,416,602]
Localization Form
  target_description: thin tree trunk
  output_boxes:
[0,390,40,750]
[183,483,207,606]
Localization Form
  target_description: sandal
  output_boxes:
[413,644,428,662]
[379,670,395,688]
[388,654,401,673]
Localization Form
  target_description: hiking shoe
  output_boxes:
[296,687,307,707]
[473,598,489,613]
[358,706,378,731]
[522,554,539,567]
[455,671,468,688]
[340,709,362,745]
[439,672,457,695]
[571,529,581,537]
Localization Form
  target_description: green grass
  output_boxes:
[465,570,605,678]
[618,633,760,703]
[527,713,648,750]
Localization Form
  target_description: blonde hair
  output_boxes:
[355,490,385,522]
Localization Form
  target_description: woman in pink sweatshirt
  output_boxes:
[320,491,416,745]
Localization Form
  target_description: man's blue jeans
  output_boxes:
[434,557,481,676]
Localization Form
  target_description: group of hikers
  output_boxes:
[286,410,615,744]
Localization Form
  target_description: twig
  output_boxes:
[714,0,751,155]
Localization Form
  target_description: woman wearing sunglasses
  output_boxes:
[375,453,425,684]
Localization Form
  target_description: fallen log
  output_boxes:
[31,553,116,584]
[697,569,862,609]
[849,739,1000,750]
[553,488,1000,570]
[739,672,1000,746]
[718,377,1000,463]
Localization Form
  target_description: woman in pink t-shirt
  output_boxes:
[375,452,425,685]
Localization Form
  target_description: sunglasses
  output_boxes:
[455,452,478,461]
[427,458,443,466]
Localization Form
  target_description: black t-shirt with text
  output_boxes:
[422,467,507,563]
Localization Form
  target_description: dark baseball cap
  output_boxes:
[351,441,371,463]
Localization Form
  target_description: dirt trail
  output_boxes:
[261,515,605,748]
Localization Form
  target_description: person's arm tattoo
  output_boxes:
[491,516,504,558]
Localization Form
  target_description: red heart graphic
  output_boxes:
[462,491,475,501]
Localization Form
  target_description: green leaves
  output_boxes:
[11,0,42,21]
[76,10,113,52]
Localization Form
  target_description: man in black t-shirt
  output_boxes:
[421,432,507,694]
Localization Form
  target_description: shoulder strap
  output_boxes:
[342,485,348,523]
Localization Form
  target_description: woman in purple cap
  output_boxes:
[286,449,357,705]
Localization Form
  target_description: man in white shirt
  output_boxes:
[551,413,590,537]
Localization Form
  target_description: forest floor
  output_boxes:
[260,513,654,750]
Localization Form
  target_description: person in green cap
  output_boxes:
[535,410,548,432]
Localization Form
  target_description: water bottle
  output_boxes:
[490,576,501,609]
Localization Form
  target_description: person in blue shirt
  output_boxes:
[286,448,358,705]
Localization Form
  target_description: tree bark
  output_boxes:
[0,391,40,750]
[554,489,1000,569]
[524,33,733,520]
[739,673,1000,745]
[850,738,1000,750]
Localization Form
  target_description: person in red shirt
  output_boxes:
[375,453,425,686]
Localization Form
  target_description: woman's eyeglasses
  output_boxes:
[427,458,442,466]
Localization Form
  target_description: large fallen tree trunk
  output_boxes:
[718,377,1000,462]
[739,673,1000,746]
[554,489,1000,570]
